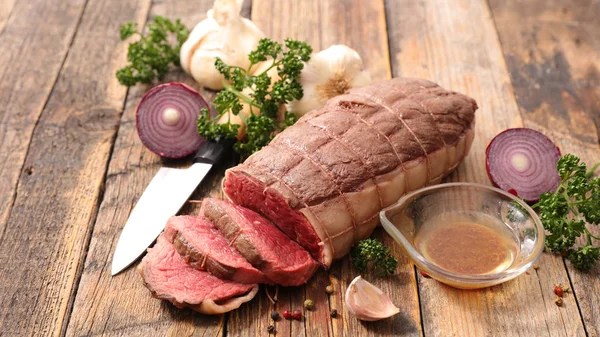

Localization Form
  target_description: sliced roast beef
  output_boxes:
[201,198,319,286]
[223,77,477,266]
[163,215,265,284]
[138,235,258,314]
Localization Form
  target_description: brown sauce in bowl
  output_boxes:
[415,219,518,275]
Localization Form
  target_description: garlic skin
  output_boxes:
[286,45,372,117]
[180,0,264,90]
[345,276,400,321]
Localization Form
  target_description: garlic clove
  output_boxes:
[217,59,285,140]
[286,82,320,116]
[349,70,372,90]
[249,59,280,78]
[345,276,400,321]
[286,44,372,117]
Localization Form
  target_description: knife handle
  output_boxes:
[193,138,235,164]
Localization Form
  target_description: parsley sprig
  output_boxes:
[351,238,398,277]
[534,154,600,270]
[116,17,189,86]
[197,38,312,158]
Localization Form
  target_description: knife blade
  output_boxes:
[111,138,233,276]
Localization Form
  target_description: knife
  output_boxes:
[111,138,234,276]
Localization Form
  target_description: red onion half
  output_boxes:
[486,128,561,202]
[136,82,207,158]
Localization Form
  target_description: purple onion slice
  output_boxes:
[136,82,207,158]
[486,128,561,202]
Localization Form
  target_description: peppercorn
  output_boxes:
[553,285,564,297]
[330,309,338,318]
[271,311,280,321]
[553,283,570,297]
[325,285,334,294]
[304,299,314,310]
[282,310,292,319]
[292,310,302,320]
[554,297,563,307]
[267,325,275,334]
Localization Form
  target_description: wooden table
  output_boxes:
[1,0,599,336]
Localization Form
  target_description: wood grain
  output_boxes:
[490,0,600,146]
[226,1,422,337]
[0,0,16,34]
[0,0,151,336]
[63,1,232,336]
[228,1,320,335]
[318,1,422,336]
[489,0,600,335]
[385,0,587,336]
[0,0,595,336]
[0,0,87,264]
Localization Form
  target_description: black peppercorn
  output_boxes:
[270,311,280,321]
[267,325,275,334]
[330,309,338,318]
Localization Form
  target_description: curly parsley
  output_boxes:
[197,38,311,158]
[351,238,398,277]
[116,16,189,86]
[534,154,600,270]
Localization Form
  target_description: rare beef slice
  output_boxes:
[223,78,477,266]
[138,235,258,314]
[201,198,319,286]
[163,215,266,284]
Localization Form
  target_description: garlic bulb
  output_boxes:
[180,0,264,90]
[345,276,400,321]
[286,45,372,116]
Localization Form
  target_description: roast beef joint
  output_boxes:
[223,77,477,267]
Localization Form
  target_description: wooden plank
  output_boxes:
[319,0,391,82]
[488,1,600,335]
[318,2,422,336]
[319,3,424,337]
[227,1,422,337]
[384,0,587,336]
[0,0,152,336]
[228,2,320,335]
[490,0,600,146]
[0,0,16,33]
[0,0,86,264]
[63,1,232,336]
